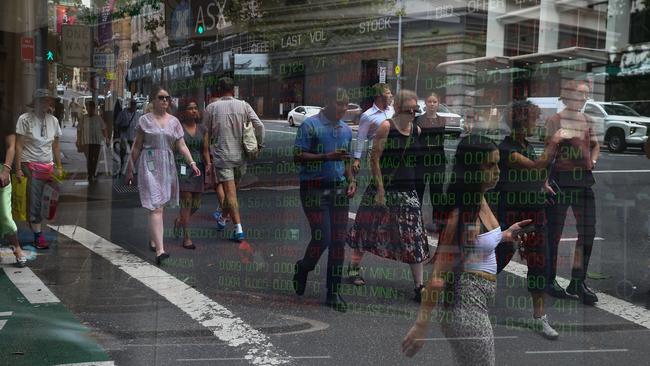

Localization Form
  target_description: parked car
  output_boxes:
[528,97,649,153]
[287,106,321,127]
[416,100,465,137]
[582,101,649,153]
[56,84,65,95]
[342,103,362,124]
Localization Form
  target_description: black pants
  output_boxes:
[546,185,596,282]
[86,144,101,178]
[298,181,349,298]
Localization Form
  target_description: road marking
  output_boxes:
[419,336,518,341]
[593,170,650,174]
[2,266,60,304]
[525,349,628,354]
[504,260,650,330]
[273,315,330,336]
[0,311,13,316]
[350,210,650,330]
[178,356,331,362]
[51,225,292,366]
[54,362,116,366]
[561,237,605,241]
[266,129,296,135]
[0,320,6,331]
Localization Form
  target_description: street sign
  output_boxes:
[379,66,386,83]
[395,65,401,75]
[61,25,91,67]
[20,37,35,63]
[93,53,115,69]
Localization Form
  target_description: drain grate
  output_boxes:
[113,183,139,193]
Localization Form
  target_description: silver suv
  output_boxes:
[582,101,649,153]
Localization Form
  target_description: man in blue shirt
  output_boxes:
[293,87,357,312]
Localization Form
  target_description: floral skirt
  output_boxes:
[347,185,429,264]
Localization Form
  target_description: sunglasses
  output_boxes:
[157,95,172,101]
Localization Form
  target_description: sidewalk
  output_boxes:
[0,264,113,366]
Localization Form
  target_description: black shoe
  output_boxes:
[414,285,425,303]
[546,280,569,298]
[156,252,170,266]
[325,294,347,313]
[293,260,308,295]
[566,279,598,305]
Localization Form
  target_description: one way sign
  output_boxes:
[62,25,91,67]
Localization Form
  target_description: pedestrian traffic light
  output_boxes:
[46,32,58,62]
[197,25,204,35]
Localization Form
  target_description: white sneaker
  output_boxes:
[533,315,559,340]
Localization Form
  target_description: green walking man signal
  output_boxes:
[47,50,54,61]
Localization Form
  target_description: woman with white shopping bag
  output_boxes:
[14,89,63,250]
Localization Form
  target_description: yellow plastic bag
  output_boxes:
[11,174,28,222]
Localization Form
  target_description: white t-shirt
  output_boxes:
[15,112,62,163]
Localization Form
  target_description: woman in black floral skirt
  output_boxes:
[348,90,429,302]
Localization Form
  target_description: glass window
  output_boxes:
[4,2,650,365]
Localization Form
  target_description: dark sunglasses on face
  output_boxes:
[157,95,171,101]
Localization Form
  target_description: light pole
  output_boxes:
[396,0,403,94]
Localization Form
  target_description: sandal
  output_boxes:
[347,264,366,286]
[182,239,196,250]
[14,256,27,268]
[11,247,27,268]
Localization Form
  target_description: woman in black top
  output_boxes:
[173,101,211,250]
[348,90,429,301]
[496,100,562,339]
[414,92,448,232]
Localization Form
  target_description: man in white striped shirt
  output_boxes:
[352,83,394,174]
[348,83,393,286]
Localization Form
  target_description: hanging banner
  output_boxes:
[97,0,116,46]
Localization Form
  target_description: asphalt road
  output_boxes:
[2,120,650,366]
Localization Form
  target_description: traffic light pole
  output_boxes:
[37,26,48,90]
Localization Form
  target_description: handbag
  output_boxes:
[41,181,59,221]
[26,162,54,181]
[11,174,28,222]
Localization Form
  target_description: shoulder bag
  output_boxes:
[241,101,259,160]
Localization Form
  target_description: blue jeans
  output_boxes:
[298,181,349,297]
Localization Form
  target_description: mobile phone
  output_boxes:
[336,147,348,154]
[518,223,544,235]
[549,179,562,196]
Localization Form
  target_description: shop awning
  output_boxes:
[435,55,511,71]
[436,47,609,72]
[510,46,608,66]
